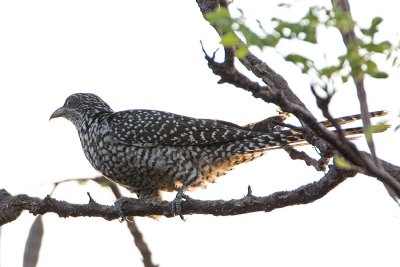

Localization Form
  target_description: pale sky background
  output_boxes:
[1,1,400,267]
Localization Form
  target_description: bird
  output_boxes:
[50,93,387,218]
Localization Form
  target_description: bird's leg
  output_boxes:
[171,170,199,220]
[171,187,190,221]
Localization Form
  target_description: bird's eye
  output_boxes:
[65,96,78,108]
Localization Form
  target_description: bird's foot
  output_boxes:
[114,196,135,222]
[171,190,190,221]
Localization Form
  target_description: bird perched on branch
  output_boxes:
[50,93,387,218]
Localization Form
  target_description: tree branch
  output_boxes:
[196,0,400,198]
[283,145,328,171]
[331,0,377,160]
[331,0,400,200]
[201,43,272,99]
[0,165,357,225]
[2,151,399,226]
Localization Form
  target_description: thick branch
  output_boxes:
[0,165,356,225]
[3,152,399,226]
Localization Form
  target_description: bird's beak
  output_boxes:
[49,107,65,120]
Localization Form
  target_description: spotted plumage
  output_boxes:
[50,93,387,215]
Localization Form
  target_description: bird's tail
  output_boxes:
[318,110,388,128]
[264,110,389,150]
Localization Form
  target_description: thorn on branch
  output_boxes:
[310,85,331,109]
[87,192,96,204]
[200,41,269,97]
[247,185,253,197]
[200,40,218,61]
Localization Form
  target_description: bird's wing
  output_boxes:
[108,109,263,148]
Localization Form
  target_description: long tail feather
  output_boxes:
[319,110,388,128]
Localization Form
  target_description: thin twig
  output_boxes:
[283,145,328,171]
[310,85,346,141]
[105,182,158,267]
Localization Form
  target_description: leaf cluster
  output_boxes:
[206,5,398,84]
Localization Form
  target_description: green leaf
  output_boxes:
[360,17,383,39]
[77,179,88,185]
[365,60,378,72]
[334,156,352,169]
[319,65,341,78]
[235,46,249,58]
[285,53,313,73]
[221,32,240,46]
[365,124,390,143]
[304,7,320,25]
[371,17,383,28]
[362,41,391,53]
[365,59,389,79]
[392,56,398,67]
[205,7,233,33]
[205,7,230,24]
[263,34,279,47]
[272,17,317,44]
[238,24,265,48]
[344,75,351,82]
[368,71,388,79]
[303,26,317,43]
[372,124,390,133]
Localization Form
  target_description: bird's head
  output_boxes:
[50,93,113,126]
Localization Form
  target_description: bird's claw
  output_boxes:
[171,191,190,221]
[114,196,134,222]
